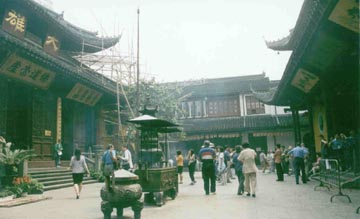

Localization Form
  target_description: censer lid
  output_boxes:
[113,169,139,182]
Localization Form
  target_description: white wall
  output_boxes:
[264,105,291,115]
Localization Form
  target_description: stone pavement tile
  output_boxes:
[0,171,359,219]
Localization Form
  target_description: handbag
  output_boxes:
[58,151,63,156]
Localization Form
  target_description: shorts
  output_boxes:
[103,164,114,176]
[177,166,183,174]
[72,173,84,184]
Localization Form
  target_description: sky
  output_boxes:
[44,0,304,82]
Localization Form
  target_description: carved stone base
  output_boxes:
[101,199,143,219]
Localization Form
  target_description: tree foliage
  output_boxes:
[124,78,184,124]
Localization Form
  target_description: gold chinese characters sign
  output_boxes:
[66,83,103,106]
[44,35,60,55]
[329,0,359,33]
[0,54,56,89]
[2,10,26,38]
[291,68,319,93]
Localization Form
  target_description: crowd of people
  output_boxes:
[61,129,359,199]
[195,140,258,197]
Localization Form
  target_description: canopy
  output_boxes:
[127,115,178,128]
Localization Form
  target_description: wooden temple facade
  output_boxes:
[257,0,359,168]
[0,0,123,160]
[177,74,309,152]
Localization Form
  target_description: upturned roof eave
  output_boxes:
[24,0,120,53]
[261,0,338,106]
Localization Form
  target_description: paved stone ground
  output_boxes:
[0,171,359,219]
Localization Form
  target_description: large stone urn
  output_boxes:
[100,169,143,219]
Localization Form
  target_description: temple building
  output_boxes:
[257,0,359,170]
[177,74,309,152]
[0,0,123,160]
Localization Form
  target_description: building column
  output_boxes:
[188,102,192,118]
[56,97,62,142]
[203,99,207,117]
[291,106,301,145]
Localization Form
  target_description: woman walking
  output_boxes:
[187,149,197,185]
[69,148,90,199]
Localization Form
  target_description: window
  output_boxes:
[195,101,202,117]
[245,96,265,115]
[207,96,240,117]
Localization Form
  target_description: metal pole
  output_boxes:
[135,8,140,116]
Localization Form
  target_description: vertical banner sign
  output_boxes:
[2,9,26,38]
[56,97,62,142]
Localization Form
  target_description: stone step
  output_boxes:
[44,179,99,191]
[28,167,99,191]
[28,161,70,169]
[28,168,71,177]
[33,175,73,183]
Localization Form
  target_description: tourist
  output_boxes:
[54,139,63,168]
[232,145,244,195]
[102,144,117,192]
[309,152,322,176]
[320,135,330,159]
[224,146,233,183]
[286,145,294,175]
[217,146,227,185]
[259,150,268,173]
[176,150,184,184]
[287,144,308,184]
[119,145,133,171]
[301,143,310,181]
[187,149,197,185]
[69,148,90,199]
[238,142,258,197]
[274,144,284,181]
[198,140,216,195]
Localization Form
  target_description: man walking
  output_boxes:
[232,145,244,195]
[274,144,284,181]
[198,140,216,195]
[288,143,308,184]
[238,142,258,197]
[102,144,117,192]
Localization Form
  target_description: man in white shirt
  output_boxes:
[238,142,258,197]
[120,145,133,171]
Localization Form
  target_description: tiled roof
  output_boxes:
[16,0,120,53]
[0,30,117,96]
[265,29,294,51]
[182,75,270,97]
[181,114,308,134]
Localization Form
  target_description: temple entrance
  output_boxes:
[6,82,32,150]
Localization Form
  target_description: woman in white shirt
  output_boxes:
[69,148,90,199]
[217,146,226,185]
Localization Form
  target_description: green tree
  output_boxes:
[122,78,186,147]
[124,78,184,124]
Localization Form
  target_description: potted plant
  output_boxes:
[0,140,36,186]
[28,179,44,194]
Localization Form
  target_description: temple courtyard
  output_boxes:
[0,171,359,219]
